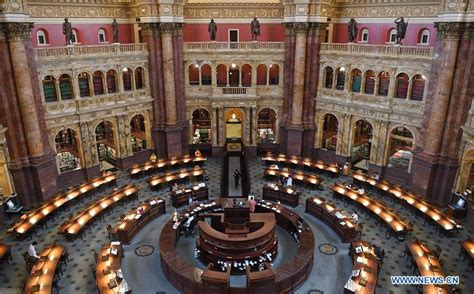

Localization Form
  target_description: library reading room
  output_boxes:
[0,0,474,293]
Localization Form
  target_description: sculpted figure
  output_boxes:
[208,19,217,41]
[394,17,408,44]
[112,19,119,43]
[251,17,260,41]
[63,18,73,45]
[348,18,358,42]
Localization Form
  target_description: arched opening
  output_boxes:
[395,73,409,99]
[78,72,91,98]
[216,64,227,87]
[59,74,73,100]
[130,114,147,152]
[364,70,376,94]
[92,71,105,95]
[122,68,133,91]
[387,126,414,171]
[257,108,276,143]
[324,67,334,89]
[228,64,240,87]
[43,75,58,102]
[241,64,252,87]
[201,64,212,85]
[335,67,346,90]
[360,28,369,43]
[377,71,391,96]
[55,129,81,173]
[95,121,117,168]
[225,108,244,139]
[269,64,279,85]
[192,109,211,144]
[36,29,48,46]
[98,28,107,43]
[257,64,267,86]
[419,29,430,45]
[72,29,79,44]
[189,64,199,85]
[135,67,145,89]
[351,69,362,92]
[322,114,338,151]
[106,70,118,93]
[410,74,426,101]
[351,120,373,169]
[388,28,397,44]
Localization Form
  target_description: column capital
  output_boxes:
[309,22,328,34]
[283,22,294,36]
[434,22,464,40]
[293,23,309,35]
[159,23,176,36]
[139,23,160,37]
[463,22,474,40]
[173,23,184,36]
[1,22,33,41]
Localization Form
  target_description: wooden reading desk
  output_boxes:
[262,183,300,207]
[171,183,208,208]
[95,242,130,294]
[344,240,379,294]
[459,238,474,261]
[262,153,341,177]
[130,154,206,177]
[147,166,206,190]
[0,242,12,264]
[264,166,322,189]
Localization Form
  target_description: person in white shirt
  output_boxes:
[357,187,365,194]
[453,198,466,209]
[351,211,359,223]
[286,176,293,186]
[28,241,40,260]
[373,172,381,181]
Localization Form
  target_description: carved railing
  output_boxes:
[320,43,434,58]
[184,42,285,51]
[34,43,148,60]
[222,87,247,95]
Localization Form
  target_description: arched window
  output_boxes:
[387,126,414,171]
[122,67,132,91]
[269,64,280,85]
[78,72,91,97]
[377,71,390,96]
[324,67,334,89]
[130,114,147,152]
[388,29,397,44]
[92,71,105,95]
[59,74,73,100]
[360,28,369,43]
[335,67,346,90]
[364,70,375,94]
[42,75,57,102]
[322,114,338,151]
[411,74,426,101]
[351,69,362,92]
[95,121,117,164]
[216,64,227,87]
[36,30,48,46]
[228,63,239,87]
[135,67,145,89]
[395,73,409,99]
[72,29,79,44]
[106,70,117,93]
[188,64,199,85]
[55,129,81,173]
[98,28,107,43]
[258,108,276,143]
[257,64,267,86]
[192,109,211,144]
[241,64,252,87]
[201,64,211,85]
[419,29,430,45]
[351,120,373,167]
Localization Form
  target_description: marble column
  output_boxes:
[290,23,307,126]
[160,23,177,125]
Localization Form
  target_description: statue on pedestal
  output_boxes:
[394,17,408,44]
[348,18,358,43]
[63,18,73,45]
[251,17,260,41]
[112,19,119,43]
[208,19,217,41]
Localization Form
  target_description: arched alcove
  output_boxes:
[257,108,276,143]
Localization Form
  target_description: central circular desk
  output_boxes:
[159,198,315,293]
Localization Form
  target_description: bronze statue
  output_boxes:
[251,17,260,41]
[348,18,358,43]
[112,19,119,43]
[394,17,408,44]
[63,18,73,45]
[208,19,217,41]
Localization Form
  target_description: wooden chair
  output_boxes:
[22,252,33,272]
[93,251,98,264]
[106,225,116,240]
[354,223,363,239]
[433,246,442,259]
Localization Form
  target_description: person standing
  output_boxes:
[28,241,40,261]
[233,169,241,189]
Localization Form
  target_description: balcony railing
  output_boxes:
[184,42,285,51]
[34,43,148,60]
[320,43,434,58]
[222,87,247,95]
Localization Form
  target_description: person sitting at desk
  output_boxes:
[171,183,181,193]
[357,187,365,194]
[373,172,381,181]
[28,241,40,261]
[351,211,359,223]
[452,196,466,209]
[247,196,256,212]
[286,176,293,187]
[188,195,193,206]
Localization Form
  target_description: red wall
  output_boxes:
[32,23,135,47]
[183,23,285,42]
[332,23,436,47]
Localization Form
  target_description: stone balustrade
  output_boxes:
[34,43,148,61]
[184,42,285,52]
[320,43,434,59]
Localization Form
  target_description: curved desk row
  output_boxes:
[352,171,462,234]
[129,154,206,177]
[262,183,300,207]
[59,185,139,240]
[262,152,341,177]
[344,241,379,294]
[148,167,206,190]
[7,172,117,238]
[306,196,358,243]
[159,199,315,293]
[113,197,166,244]
[332,184,413,240]
[264,167,322,189]
[25,243,66,294]
[96,242,131,294]
[171,183,208,208]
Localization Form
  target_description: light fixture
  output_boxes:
[231,63,236,68]
[232,113,236,119]
[122,68,128,72]
[195,64,199,68]
[340,67,346,71]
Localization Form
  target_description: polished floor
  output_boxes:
[0,157,473,293]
